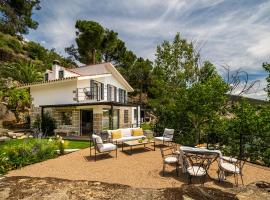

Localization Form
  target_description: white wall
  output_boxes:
[76,76,127,102]
[31,76,131,106]
[31,80,77,106]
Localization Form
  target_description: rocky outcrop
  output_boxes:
[2,176,268,200]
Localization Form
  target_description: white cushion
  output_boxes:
[155,136,173,142]
[164,156,178,163]
[163,128,174,138]
[222,156,238,163]
[112,135,146,142]
[187,166,206,176]
[99,143,117,152]
[119,128,132,137]
[92,134,103,149]
[220,162,240,173]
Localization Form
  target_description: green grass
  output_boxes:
[0,138,91,153]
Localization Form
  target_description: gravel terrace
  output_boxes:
[6,143,270,189]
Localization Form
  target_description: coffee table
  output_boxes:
[122,140,155,155]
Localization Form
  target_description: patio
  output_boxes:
[6,142,270,189]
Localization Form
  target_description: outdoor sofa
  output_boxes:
[107,128,146,145]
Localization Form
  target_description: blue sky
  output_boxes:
[26,0,270,100]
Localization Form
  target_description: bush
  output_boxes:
[0,138,58,174]
[32,112,57,136]
[140,122,153,130]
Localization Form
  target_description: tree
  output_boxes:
[26,41,76,70]
[0,0,41,36]
[150,33,229,144]
[1,88,30,122]
[0,61,43,84]
[65,20,128,66]
[263,62,270,98]
[127,57,153,104]
[65,20,105,64]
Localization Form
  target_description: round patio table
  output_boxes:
[179,146,222,176]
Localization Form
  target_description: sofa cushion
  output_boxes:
[155,136,173,142]
[113,135,146,142]
[92,134,103,149]
[132,128,144,136]
[111,130,122,139]
[119,128,132,137]
[99,143,117,152]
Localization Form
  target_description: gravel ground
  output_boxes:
[6,143,270,189]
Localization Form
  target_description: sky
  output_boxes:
[26,0,270,100]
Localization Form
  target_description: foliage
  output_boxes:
[25,41,76,70]
[263,62,270,98]
[0,0,41,35]
[150,33,229,145]
[0,138,57,174]
[220,101,270,166]
[32,112,57,136]
[0,31,23,53]
[126,57,153,99]
[66,20,126,65]
[65,20,152,96]
[0,88,30,122]
[140,122,153,130]
[0,61,43,84]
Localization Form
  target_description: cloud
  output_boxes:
[27,0,270,99]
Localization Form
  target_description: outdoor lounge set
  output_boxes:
[90,127,244,186]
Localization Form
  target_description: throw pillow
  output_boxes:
[111,130,122,139]
[132,128,144,136]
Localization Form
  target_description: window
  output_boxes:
[59,70,64,79]
[118,89,126,103]
[60,111,72,125]
[124,110,129,123]
[113,109,119,129]
[134,109,138,120]
[44,73,49,81]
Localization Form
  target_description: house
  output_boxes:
[20,60,140,136]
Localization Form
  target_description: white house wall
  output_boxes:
[31,80,77,106]
[76,75,127,102]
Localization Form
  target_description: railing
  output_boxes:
[73,85,128,104]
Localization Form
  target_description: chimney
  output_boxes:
[52,60,61,79]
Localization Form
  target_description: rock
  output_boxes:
[0,188,10,199]
[7,132,24,138]
[0,136,10,142]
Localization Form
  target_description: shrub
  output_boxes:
[0,138,58,174]
[32,112,57,136]
[140,122,153,130]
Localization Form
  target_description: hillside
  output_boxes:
[0,32,76,72]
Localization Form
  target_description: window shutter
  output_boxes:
[101,83,104,100]
[114,87,117,102]
[44,73,48,81]
[107,84,111,101]
[124,90,127,103]
[90,80,95,100]
[118,88,121,103]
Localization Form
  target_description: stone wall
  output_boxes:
[51,108,80,135]
[93,113,102,133]
[29,106,41,126]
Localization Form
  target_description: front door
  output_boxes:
[80,109,93,135]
